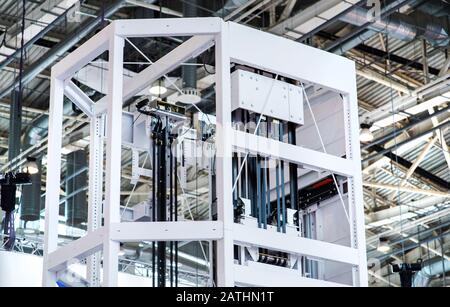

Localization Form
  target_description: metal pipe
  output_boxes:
[414,257,450,287]
[0,2,76,73]
[340,2,450,47]
[363,181,450,198]
[65,150,88,226]
[216,0,249,18]
[297,0,367,44]
[0,0,128,100]
[181,0,197,91]
[362,118,450,163]
[329,0,417,54]
[362,104,450,150]
[332,0,423,55]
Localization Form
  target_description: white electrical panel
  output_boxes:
[231,70,304,125]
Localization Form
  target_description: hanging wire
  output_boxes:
[124,37,213,126]
[383,25,407,264]
[300,83,351,223]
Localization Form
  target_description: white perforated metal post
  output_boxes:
[87,114,105,287]
[343,68,368,287]
[102,32,124,287]
[42,75,65,287]
[215,21,234,287]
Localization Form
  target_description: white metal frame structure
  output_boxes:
[42,17,367,287]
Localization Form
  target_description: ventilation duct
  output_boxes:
[65,149,88,227]
[413,257,450,287]
[20,159,41,222]
[340,5,450,47]
[179,0,201,104]
[416,0,450,18]
[19,99,77,222]
[215,0,249,17]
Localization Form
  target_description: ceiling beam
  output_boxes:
[369,144,450,191]
[387,135,439,200]
[355,44,441,76]
[363,181,450,198]
[279,0,298,21]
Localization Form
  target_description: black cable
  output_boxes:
[202,52,215,75]
[0,28,7,49]
[15,0,26,127]
[131,112,142,128]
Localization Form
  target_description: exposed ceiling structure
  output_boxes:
[0,0,449,287]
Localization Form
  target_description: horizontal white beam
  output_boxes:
[52,24,112,81]
[229,21,356,94]
[47,228,105,272]
[231,130,355,177]
[95,34,215,114]
[113,17,222,37]
[234,223,359,265]
[234,262,349,287]
[64,81,95,117]
[110,221,223,242]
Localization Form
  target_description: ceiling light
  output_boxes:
[23,228,38,235]
[377,237,391,253]
[149,79,167,96]
[23,157,39,175]
[360,123,374,143]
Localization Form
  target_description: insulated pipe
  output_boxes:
[23,99,75,147]
[181,0,198,91]
[362,118,450,163]
[215,0,249,18]
[331,0,419,55]
[416,0,450,17]
[340,4,450,47]
[413,257,450,287]
[0,0,128,100]
[362,104,450,150]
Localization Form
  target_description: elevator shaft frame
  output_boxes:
[42,18,367,287]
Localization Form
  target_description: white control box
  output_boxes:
[231,70,304,125]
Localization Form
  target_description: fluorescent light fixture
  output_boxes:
[149,85,167,96]
[23,157,39,175]
[360,124,374,143]
[377,238,391,253]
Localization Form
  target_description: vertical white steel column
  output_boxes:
[42,76,65,287]
[103,33,124,287]
[215,21,234,287]
[343,77,368,287]
[87,114,105,287]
